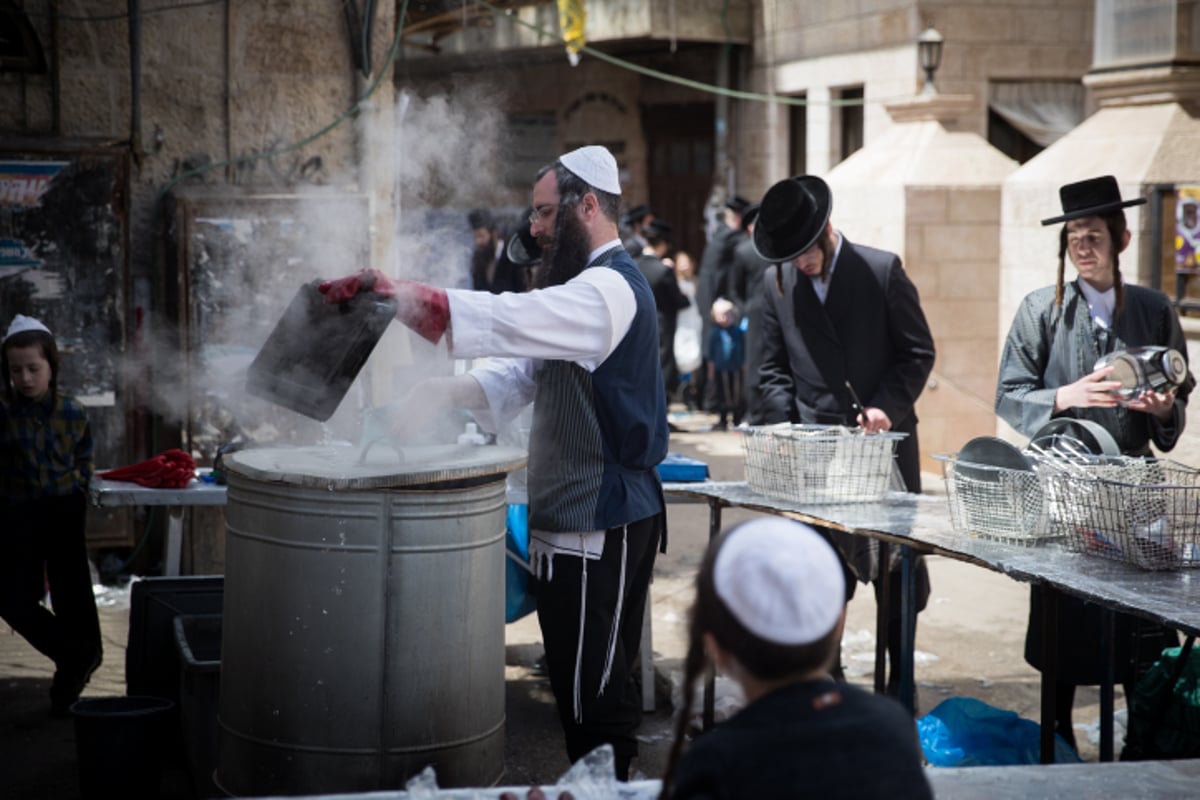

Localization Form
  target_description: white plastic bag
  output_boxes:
[674,303,702,374]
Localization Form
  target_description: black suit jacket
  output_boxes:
[758,236,935,490]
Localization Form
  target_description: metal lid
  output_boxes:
[224,444,527,490]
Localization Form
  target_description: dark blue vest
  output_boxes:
[527,247,668,532]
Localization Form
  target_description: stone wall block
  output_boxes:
[948,189,1002,223]
[141,8,223,73]
[58,71,126,136]
[905,189,950,223]
[937,258,1002,301]
[58,18,130,69]
[924,223,998,262]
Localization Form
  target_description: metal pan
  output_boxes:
[955,436,1033,483]
[1029,418,1121,458]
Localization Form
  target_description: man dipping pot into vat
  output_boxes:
[320,145,668,780]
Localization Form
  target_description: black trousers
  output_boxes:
[534,514,662,780]
[0,493,102,672]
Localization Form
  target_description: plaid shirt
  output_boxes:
[0,391,93,501]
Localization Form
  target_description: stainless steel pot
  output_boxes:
[1094,346,1187,399]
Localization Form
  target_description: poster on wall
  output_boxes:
[1177,185,1200,272]
[0,161,66,280]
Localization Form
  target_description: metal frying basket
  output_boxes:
[743,424,907,504]
[1038,457,1200,570]
[934,452,1052,546]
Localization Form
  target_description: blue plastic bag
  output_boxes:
[505,504,537,623]
[916,697,1082,766]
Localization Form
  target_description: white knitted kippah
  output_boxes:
[4,314,51,343]
[559,145,621,195]
[713,518,845,645]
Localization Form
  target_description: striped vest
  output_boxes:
[527,248,668,531]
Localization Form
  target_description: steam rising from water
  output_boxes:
[132,86,520,460]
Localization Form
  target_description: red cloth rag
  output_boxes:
[99,449,197,489]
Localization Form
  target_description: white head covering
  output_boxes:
[559,145,621,195]
[713,518,845,645]
[4,314,52,343]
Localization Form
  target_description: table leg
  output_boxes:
[702,499,722,731]
[898,544,915,714]
[875,541,890,695]
[641,592,656,713]
[165,505,184,577]
[1100,607,1115,762]
[1040,587,1059,764]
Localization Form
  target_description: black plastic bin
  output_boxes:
[174,614,222,798]
[71,695,175,798]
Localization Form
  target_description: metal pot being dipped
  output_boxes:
[215,443,526,795]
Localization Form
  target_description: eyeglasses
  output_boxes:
[529,192,582,226]
[529,205,557,226]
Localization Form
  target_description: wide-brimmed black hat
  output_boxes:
[725,195,752,216]
[740,202,760,231]
[506,213,542,267]
[621,204,653,227]
[1040,175,1146,226]
[752,176,832,263]
[644,218,673,242]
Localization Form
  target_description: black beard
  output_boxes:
[534,210,592,288]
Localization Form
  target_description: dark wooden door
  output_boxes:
[643,103,715,263]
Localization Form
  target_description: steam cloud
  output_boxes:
[131,85,520,460]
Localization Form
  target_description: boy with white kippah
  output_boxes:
[659,518,931,799]
[1,314,103,716]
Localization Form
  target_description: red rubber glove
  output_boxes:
[318,269,449,345]
[318,268,398,302]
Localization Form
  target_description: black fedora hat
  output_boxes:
[644,218,673,241]
[740,202,760,231]
[725,195,752,216]
[752,176,832,263]
[1040,175,1146,226]
[621,203,653,227]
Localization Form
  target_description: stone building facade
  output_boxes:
[2,0,1199,539]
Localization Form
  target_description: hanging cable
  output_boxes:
[471,0,916,107]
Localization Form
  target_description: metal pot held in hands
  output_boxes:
[1094,346,1187,399]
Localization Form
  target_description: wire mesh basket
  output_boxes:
[742,424,907,504]
[1038,457,1200,570]
[934,453,1053,546]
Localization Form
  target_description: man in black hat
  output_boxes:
[729,202,771,425]
[621,203,655,257]
[996,174,1192,752]
[635,219,691,417]
[752,175,936,697]
[469,208,527,294]
[695,195,752,415]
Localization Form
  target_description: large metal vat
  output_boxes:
[214,444,526,796]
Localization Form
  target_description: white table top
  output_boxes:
[89,476,228,508]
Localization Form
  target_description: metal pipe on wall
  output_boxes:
[128,0,142,163]
[714,43,730,198]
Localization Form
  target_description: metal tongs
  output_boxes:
[844,380,870,432]
[1026,435,1097,478]
[357,405,407,464]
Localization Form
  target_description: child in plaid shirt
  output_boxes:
[0,314,102,715]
